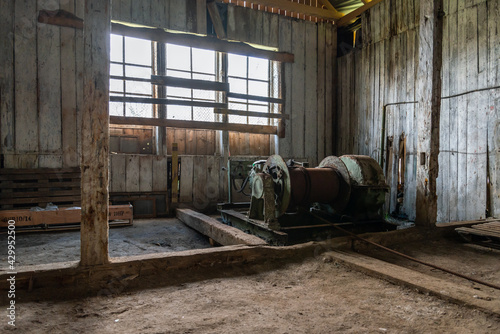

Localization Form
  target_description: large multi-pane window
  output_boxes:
[109,33,281,154]
[163,44,217,122]
[109,34,154,118]
[227,54,271,125]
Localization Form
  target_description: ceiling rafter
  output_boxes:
[218,0,343,20]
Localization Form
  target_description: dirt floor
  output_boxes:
[356,237,500,288]
[0,219,211,268]
[1,222,500,333]
[1,255,499,334]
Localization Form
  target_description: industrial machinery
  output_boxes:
[219,155,395,245]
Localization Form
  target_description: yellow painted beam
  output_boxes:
[336,0,383,27]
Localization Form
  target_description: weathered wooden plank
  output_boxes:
[437,98,450,223]
[177,209,266,246]
[316,23,326,162]
[476,90,488,219]
[371,42,380,162]
[489,92,500,217]
[139,155,153,192]
[186,129,196,154]
[75,0,84,162]
[290,20,305,158]
[406,104,417,221]
[15,0,38,153]
[196,130,208,155]
[456,6,468,221]
[304,22,318,166]
[152,155,168,192]
[169,0,187,31]
[465,6,479,220]
[111,0,120,19]
[326,24,335,156]
[141,0,152,27]
[439,16,450,226]
[149,0,162,28]
[110,154,126,192]
[262,11,279,48]
[174,128,187,154]
[385,106,395,213]
[179,155,194,203]
[38,154,63,168]
[466,6,478,92]
[277,16,292,157]
[131,0,142,24]
[489,0,499,87]
[477,1,488,90]
[355,48,364,155]
[125,155,140,192]
[457,96,468,221]
[119,0,132,22]
[227,4,262,44]
[0,0,14,154]
[38,0,63,159]
[378,40,386,163]
[367,43,375,157]
[60,0,78,167]
[206,155,220,203]
[196,0,207,35]
[110,115,278,135]
[477,1,489,210]
[81,0,110,266]
[487,0,500,217]
[448,96,459,222]
[193,156,208,210]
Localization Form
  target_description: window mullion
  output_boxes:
[122,36,126,117]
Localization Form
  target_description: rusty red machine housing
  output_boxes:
[248,155,389,224]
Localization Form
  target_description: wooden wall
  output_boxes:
[438,0,500,221]
[336,0,500,222]
[0,0,84,169]
[0,0,337,209]
[336,0,420,220]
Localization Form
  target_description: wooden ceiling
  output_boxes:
[219,0,383,26]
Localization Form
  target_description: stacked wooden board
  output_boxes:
[0,168,133,231]
[456,220,500,249]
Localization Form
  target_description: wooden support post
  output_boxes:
[80,0,111,266]
[172,143,179,204]
[206,1,226,39]
[415,0,443,228]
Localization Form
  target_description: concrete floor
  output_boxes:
[0,218,212,269]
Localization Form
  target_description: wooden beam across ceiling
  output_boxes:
[219,0,344,20]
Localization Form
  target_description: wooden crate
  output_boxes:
[0,204,133,228]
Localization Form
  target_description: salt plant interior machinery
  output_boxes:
[219,155,396,245]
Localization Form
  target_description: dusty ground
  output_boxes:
[357,237,500,288]
[1,257,499,334]
[0,219,211,268]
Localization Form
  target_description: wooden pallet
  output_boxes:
[456,221,500,249]
[0,168,133,231]
[0,168,81,209]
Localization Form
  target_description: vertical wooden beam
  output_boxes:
[415,0,443,228]
[80,0,111,266]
